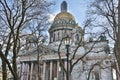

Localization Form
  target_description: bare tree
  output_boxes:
[0,0,52,80]
[86,0,120,78]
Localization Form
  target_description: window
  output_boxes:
[75,34,79,41]
[53,33,55,41]
[52,61,57,80]
[58,32,60,40]
[94,72,99,80]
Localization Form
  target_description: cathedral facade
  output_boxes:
[18,1,115,80]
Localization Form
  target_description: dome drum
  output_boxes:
[52,19,76,27]
[49,27,72,32]
[49,24,74,32]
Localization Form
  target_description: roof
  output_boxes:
[49,12,76,32]
[54,12,75,21]
[18,45,58,56]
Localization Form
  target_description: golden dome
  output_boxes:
[49,12,76,32]
[54,12,75,21]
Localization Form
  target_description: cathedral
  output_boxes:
[18,1,115,80]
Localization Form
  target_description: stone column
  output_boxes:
[57,61,59,79]
[24,63,28,80]
[42,62,46,80]
[30,62,34,80]
[64,61,67,80]
[26,63,30,80]
[21,62,25,80]
[50,61,53,80]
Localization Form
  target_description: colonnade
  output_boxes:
[19,60,68,80]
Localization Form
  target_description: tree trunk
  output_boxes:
[116,0,120,77]
[12,54,18,80]
[117,0,120,70]
[2,58,7,80]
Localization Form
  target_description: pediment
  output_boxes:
[19,45,58,56]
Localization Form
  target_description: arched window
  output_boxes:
[53,33,55,41]
[50,33,53,42]
[94,72,99,80]
[75,34,79,41]
[58,32,60,40]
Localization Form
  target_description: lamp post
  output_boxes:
[63,35,72,80]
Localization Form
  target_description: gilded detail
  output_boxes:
[54,12,75,21]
